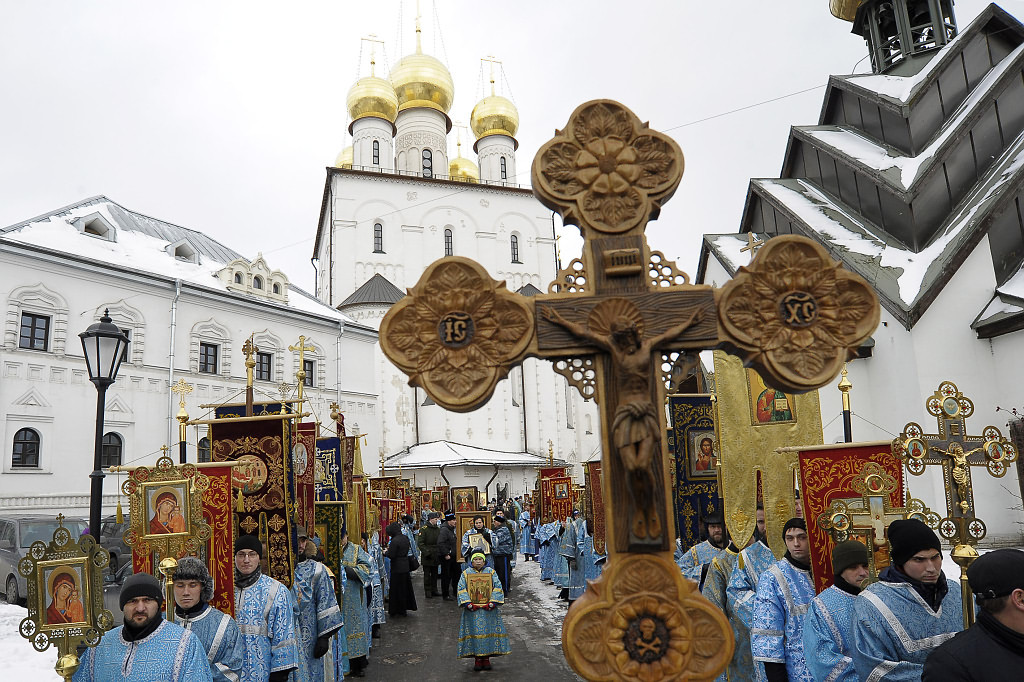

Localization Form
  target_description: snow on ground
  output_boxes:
[0,603,62,680]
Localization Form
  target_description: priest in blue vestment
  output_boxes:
[233,535,299,682]
[362,533,386,639]
[751,517,816,682]
[563,511,588,602]
[553,518,572,597]
[457,549,511,672]
[401,514,420,562]
[678,510,729,591]
[536,521,558,580]
[74,572,213,682]
[291,530,343,682]
[802,539,870,682]
[851,519,962,681]
[702,542,751,682]
[519,511,535,560]
[338,528,373,676]
[173,557,244,682]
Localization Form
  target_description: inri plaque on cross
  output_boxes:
[380,100,881,680]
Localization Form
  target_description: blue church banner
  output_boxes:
[315,437,344,502]
[668,394,720,550]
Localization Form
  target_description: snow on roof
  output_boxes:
[757,124,1024,309]
[383,441,569,469]
[705,233,768,273]
[1,197,359,325]
[807,41,1024,189]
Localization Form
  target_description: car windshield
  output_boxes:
[20,520,88,548]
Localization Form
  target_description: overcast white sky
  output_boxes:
[0,0,1010,293]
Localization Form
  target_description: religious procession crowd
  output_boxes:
[675,506,1024,681]
[65,492,609,681]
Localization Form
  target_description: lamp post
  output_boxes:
[79,309,130,542]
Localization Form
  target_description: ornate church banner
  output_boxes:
[315,502,346,600]
[198,463,237,616]
[293,422,317,533]
[211,406,300,587]
[314,437,344,502]
[542,476,573,522]
[343,436,356,500]
[791,442,904,592]
[584,461,606,556]
[713,351,823,556]
[668,394,720,550]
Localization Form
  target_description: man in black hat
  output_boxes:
[851,518,962,681]
[491,512,515,594]
[923,548,1024,680]
[75,572,214,680]
[752,517,816,682]
[233,534,299,682]
[802,539,870,682]
[173,556,245,681]
[678,508,730,592]
[417,511,442,598]
[438,512,460,601]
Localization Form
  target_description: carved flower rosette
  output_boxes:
[563,554,733,681]
[379,257,535,412]
[717,236,880,393]
[532,99,684,236]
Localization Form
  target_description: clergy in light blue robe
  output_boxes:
[553,520,572,590]
[519,512,535,558]
[751,557,816,682]
[457,554,511,661]
[402,518,420,561]
[702,545,761,682]
[536,522,558,580]
[365,544,386,631]
[291,549,343,682]
[177,604,245,682]
[727,540,775,682]
[803,585,859,682]
[74,619,214,682]
[369,533,388,599]
[562,515,587,601]
[339,536,373,666]
[234,571,299,682]
[851,568,962,681]
[583,527,602,583]
[678,539,725,589]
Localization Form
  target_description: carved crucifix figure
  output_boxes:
[380,99,880,680]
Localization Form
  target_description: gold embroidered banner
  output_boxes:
[713,351,823,557]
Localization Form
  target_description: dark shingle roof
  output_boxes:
[339,273,405,307]
[516,283,543,297]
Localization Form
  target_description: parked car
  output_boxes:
[99,514,131,573]
[0,514,89,605]
[102,560,133,626]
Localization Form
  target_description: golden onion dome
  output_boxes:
[346,74,399,127]
[829,0,862,21]
[334,146,353,168]
[470,93,519,142]
[449,153,479,183]
[390,49,455,115]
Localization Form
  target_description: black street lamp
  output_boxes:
[79,309,130,542]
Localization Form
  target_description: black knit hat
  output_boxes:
[831,540,869,576]
[234,534,263,558]
[444,512,456,521]
[782,517,806,541]
[968,548,1024,599]
[887,518,941,568]
[173,557,214,603]
[119,572,164,610]
[427,512,441,520]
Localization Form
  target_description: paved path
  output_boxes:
[362,557,581,681]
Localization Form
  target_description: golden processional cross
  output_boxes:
[897,380,1017,627]
[289,335,316,402]
[379,100,881,680]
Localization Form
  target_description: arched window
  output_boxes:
[101,433,122,468]
[272,283,281,294]
[373,223,384,252]
[197,437,211,463]
[500,156,507,180]
[12,428,40,468]
[422,149,433,178]
[233,272,243,284]
[444,228,453,256]
[372,140,380,166]
[253,276,263,290]
[510,234,520,263]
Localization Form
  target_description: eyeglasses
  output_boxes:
[236,551,259,560]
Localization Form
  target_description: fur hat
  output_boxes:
[172,557,214,603]
[119,572,164,610]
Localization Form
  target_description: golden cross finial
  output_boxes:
[289,335,316,402]
[56,512,65,527]
[160,444,170,457]
[740,232,765,260]
[170,378,194,408]
[481,56,501,96]
[242,335,258,384]
[414,0,422,53]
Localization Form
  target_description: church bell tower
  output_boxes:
[832,0,957,75]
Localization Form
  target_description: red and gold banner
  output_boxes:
[542,476,574,522]
[342,436,356,500]
[792,442,904,592]
[294,422,317,534]
[199,464,236,616]
[371,476,400,499]
[585,462,606,555]
[539,466,568,480]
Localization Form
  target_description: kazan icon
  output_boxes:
[146,483,188,535]
[44,565,85,625]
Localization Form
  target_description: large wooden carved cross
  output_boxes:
[380,100,880,680]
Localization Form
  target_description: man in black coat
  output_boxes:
[437,512,459,601]
[417,512,442,598]
[923,548,1024,680]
